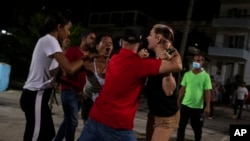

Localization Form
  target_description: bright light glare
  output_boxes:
[1,30,7,34]
[1,29,12,35]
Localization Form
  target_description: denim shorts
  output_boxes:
[154,110,180,129]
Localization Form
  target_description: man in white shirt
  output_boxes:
[233,81,248,120]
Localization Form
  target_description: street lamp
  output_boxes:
[1,29,12,35]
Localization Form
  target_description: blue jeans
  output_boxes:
[54,89,81,141]
[77,118,137,141]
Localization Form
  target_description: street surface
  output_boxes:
[0,90,250,141]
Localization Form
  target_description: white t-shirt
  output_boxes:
[23,34,62,90]
[236,86,248,100]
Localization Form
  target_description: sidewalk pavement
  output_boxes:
[0,89,250,141]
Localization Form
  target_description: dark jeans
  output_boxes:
[177,105,204,141]
[54,89,81,141]
[81,97,94,122]
[234,99,244,119]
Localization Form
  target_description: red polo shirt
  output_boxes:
[60,46,86,92]
[89,48,161,130]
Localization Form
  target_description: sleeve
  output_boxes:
[44,37,62,57]
[64,47,75,62]
[137,58,161,78]
[64,47,83,62]
[180,72,187,86]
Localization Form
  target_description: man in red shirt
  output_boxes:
[54,30,96,141]
[77,26,182,141]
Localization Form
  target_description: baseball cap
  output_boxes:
[122,26,142,43]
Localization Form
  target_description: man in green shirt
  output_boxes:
[177,54,212,141]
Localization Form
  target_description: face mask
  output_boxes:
[192,62,200,69]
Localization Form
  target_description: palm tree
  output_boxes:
[176,0,195,93]
[179,0,195,59]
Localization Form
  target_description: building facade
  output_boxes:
[87,4,250,85]
[208,0,250,85]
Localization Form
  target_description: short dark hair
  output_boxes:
[193,54,204,61]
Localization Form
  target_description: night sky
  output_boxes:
[88,0,220,20]
[72,0,220,22]
[0,0,221,28]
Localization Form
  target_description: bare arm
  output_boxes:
[204,89,211,116]
[138,48,182,74]
[138,48,178,96]
[177,86,185,107]
[158,49,182,74]
[162,73,176,96]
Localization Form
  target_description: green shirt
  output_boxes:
[181,70,212,109]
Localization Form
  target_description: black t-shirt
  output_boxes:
[145,74,179,117]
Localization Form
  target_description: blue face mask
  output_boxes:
[192,62,200,69]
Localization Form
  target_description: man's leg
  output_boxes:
[54,91,68,141]
[177,105,190,141]
[66,90,80,141]
[190,109,204,141]
[233,100,239,119]
[237,100,244,119]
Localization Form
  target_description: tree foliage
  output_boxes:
[69,23,85,46]
[1,12,46,82]
[0,12,85,84]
